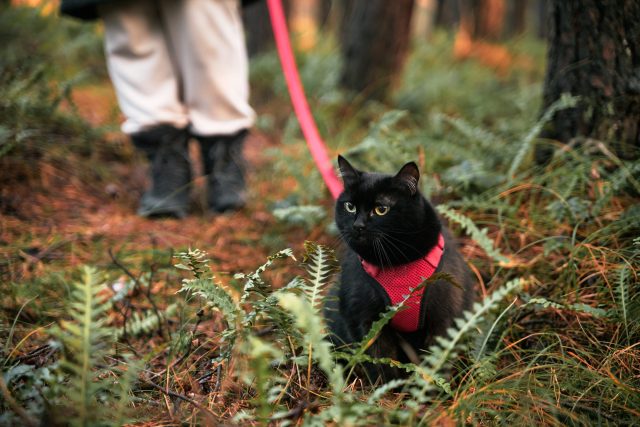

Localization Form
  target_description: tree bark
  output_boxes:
[289,0,319,51]
[412,0,437,40]
[537,0,640,162]
[458,0,506,41]
[340,0,414,101]
[434,0,459,29]
[505,0,528,36]
[534,0,548,39]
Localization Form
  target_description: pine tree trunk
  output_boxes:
[537,0,640,162]
[434,0,459,29]
[289,0,319,51]
[340,0,414,101]
[505,0,528,36]
[458,0,505,41]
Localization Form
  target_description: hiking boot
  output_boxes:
[131,125,191,218]
[197,129,248,213]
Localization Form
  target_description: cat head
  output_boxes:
[335,156,441,266]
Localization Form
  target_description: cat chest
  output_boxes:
[361,234,445,333]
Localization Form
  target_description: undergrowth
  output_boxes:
[2,6,639,426]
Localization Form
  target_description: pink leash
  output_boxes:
[267,0,344,200]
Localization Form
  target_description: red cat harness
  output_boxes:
[360,234,445,333]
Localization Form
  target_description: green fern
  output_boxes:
[236,248,296,302]
[367,379,407,404]
[245,336,282,426]
[299,241,339,313]
[277,293,345,397]
[413,278,524,397]
[523,296,607,318]
[616,266,631,342]
[436,204,509,264]
[272,205,327,229]
[592,161,640,216]
[175,248,211,281]
[50,266,114,426]
[176,248,241,363]
[111,354,141,426]
[472,297,518,362]
[508,93,579,178]
[115,303,179,340]
[439,113,502,152]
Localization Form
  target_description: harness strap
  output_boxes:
[361,234,445,332]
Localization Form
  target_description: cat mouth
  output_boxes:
[348,233,370,248]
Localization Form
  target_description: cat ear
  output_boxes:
[394,162,420,195]
[337,155,360,187]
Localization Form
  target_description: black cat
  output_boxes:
[324,156,475,383]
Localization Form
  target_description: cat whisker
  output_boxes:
[376,233,419,264]
[374,237,393,270]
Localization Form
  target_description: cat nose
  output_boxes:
[353,217,366,231]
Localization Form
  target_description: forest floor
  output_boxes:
[2,81,326,285]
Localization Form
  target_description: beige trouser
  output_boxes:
[100,0,255,136]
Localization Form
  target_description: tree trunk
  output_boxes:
[412,0,437,40]
[458,0,506,41]
[533,0,548,39]
[289,0,319,51]
[536,0,640,162]
[505,0,528,36]
[434,0,459,29]
[340,0,414,101]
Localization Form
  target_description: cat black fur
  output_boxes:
[324,156,475,383]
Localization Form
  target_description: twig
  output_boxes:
[18,239,72,266]
[213,363,223,394]
[146,260,166,338]
[269,400,309,422]
[108,247,140,284]
[140,378,218,424]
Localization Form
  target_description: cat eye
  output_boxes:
[374,205,390,216]
[344,202,357,213]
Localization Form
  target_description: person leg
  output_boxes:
[100,1,192,217]
[160,0,255,212]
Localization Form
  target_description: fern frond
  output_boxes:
[524,296,607,317]
[272,205,327,229]
[112,354,141,426]
[617,266,630,341]
[367,379,408,404]
[300,241,339,313]
[115,303,179,340]
[51,266,114,425]
[179,278,238,327]
[347,302,405,368]
[418,278,524,392]
[236,248,296,301]
[439,114,502,151]
[436,204,509,264]
[277,293,344,396]
[174,248,211,281]
[508,93,579,178]
[592,162,640,216]
[338,352,420,375]
[246,336,283,424]
[473,297,518,361]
